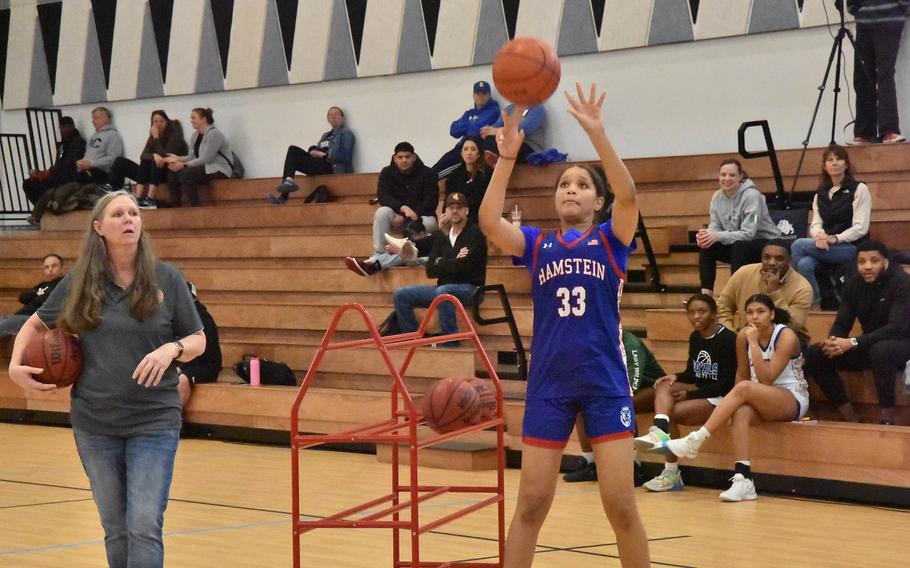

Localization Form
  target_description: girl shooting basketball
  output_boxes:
[479,83,650,567]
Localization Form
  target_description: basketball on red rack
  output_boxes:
[422,377,482,433]
[21,329,83,388]
[492,37,561,106]
[468,378,497,421]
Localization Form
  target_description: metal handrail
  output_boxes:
[0,134,33,216]
[472,284,527,379]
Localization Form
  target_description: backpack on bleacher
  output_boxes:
[218,150,245,179]
[233,355,296,386]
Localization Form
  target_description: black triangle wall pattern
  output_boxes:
[345,0,366,65]
[210,0,234,78]
[91,0,117,88]
[689,0,700,23]
[798,0,805,10]
[36,2,62,95]
[149,0,174,84]
[420,0,440,56]
[590,0,605,37]
[0,9,9,103]
[502,0,520,39]
[275,0,298,69]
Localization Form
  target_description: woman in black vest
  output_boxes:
[791,144,871,305]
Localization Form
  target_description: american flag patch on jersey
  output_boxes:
[588,239,599,246]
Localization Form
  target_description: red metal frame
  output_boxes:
[290,295,506,567]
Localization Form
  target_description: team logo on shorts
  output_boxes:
[620,406,632,428]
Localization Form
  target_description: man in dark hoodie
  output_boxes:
[345,142,439,276]
[0,254,65,338]
[804,240,910,425]
[22,116,86,205]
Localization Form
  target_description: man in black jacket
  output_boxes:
[346,142,439,276]
[392,192,487,346]
[804,240,910,424]
[0,254,65,338]
[22,117,86,205]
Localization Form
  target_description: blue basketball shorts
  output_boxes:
[522,395,635,449]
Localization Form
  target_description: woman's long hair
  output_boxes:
[460,136,488,182]
[58,192,160,333]
[744,293,791,326]
[818,143,853,189]
[150,109,182,142]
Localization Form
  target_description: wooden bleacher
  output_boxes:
[1,144,909,502]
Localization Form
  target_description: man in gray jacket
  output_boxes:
[697,160,780,295]
[76,107,124,184]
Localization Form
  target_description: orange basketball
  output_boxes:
[422,377,482,433]
[492,37,561,106]
[21,329,83,387]
[468,378,497,421]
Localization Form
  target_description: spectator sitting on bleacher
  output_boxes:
[22,116,85,206]
[443,137,490,225]
[431,81,500,179]
[716,239,813,340]
[107,110,187,210]
[791,144,871,307]
[345,142,439,276]
[698,159,780,296]
[644,294,809,502]
[75,107,124,186]
[176,282,222,407]
[633,294,737,492]
[479,103,547,167]
[165,108,233,207]
[268,106,355,205]
[392,192,487,347]
[0,254,65,339]
[804,240,910,425]
[563,330,666,483]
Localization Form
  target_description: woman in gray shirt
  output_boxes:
[165,107,233,207]
[7,192,205,568]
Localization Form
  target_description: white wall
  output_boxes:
[2,23,908,179]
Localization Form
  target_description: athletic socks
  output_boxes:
[654,414,670,434]
[664,462,679,472]
[582,451,595,464]
[734,460,752,479]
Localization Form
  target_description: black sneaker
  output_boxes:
[563,458,597,482]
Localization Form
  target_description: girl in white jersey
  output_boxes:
[652,294,809,502]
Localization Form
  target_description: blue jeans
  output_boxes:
[791,238,858,303]
[73,428,180,568]
[393,283,478,336]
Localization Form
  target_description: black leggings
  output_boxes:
[698,239,767,290]
[171,165,227,207]
[282,145,333,179]
[804,339,910,409]
[109,157,169,188]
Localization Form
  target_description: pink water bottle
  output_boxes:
[249,357,261,387]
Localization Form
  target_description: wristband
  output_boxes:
[498,155,517,160]
[172,339,184,360]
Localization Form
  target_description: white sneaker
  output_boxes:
[633,426,671,454]
[719,473,757,502]
[384,233,418,261]
[662,431,705,459]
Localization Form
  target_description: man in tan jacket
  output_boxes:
[717,240,813,338]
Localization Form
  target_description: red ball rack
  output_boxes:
[290,295,506,567]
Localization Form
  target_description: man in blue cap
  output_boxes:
[431,80,500,179]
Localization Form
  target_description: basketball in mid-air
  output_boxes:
[21,329,83,387]
[492,37,561,106]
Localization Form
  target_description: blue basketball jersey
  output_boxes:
[514,221,636,400]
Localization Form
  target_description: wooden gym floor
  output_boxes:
[0,423,904,568]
